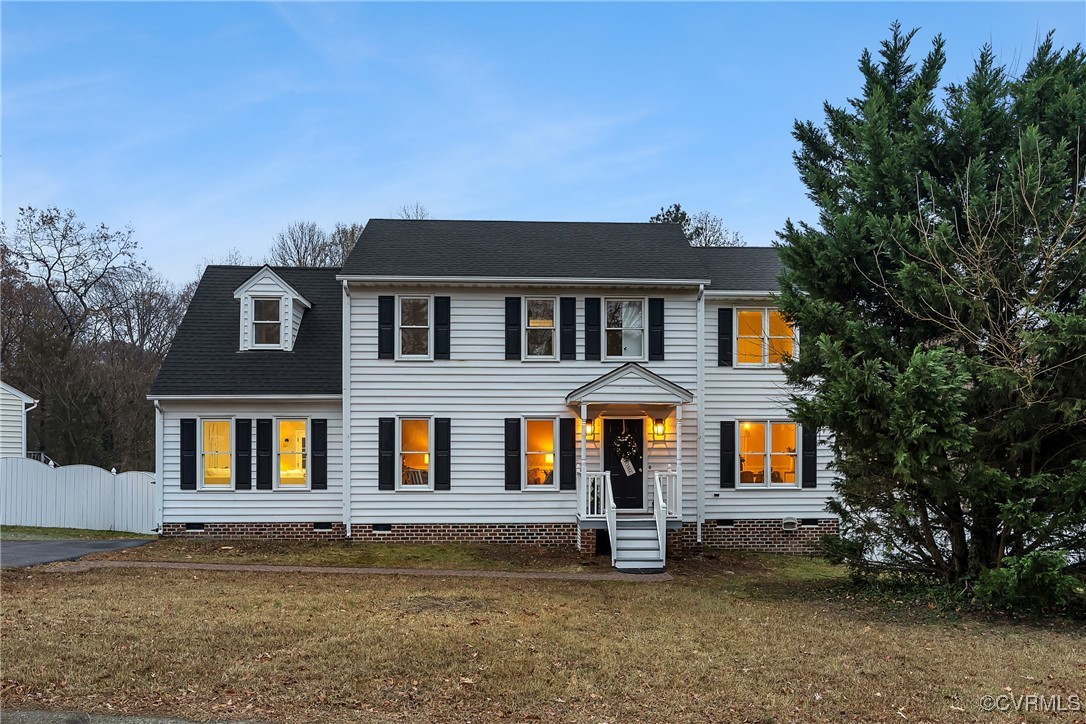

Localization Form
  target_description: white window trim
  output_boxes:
[734,308,797,368]
[274,417,310,491]
[251,296,286,350]
[522,416,559,489]
[396,416,434,491]
[523,296,558,361]
[395,295,434,361]
[197,417,235,491]
[736,419,800,489]
[602,297,648,362]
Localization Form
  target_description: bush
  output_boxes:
[974,551,1082,614]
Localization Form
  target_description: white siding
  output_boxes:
[160,399,342,523]
[291,300,305,348]
[0,386,27,458]
[702,299,837,519]
[237,272,304,350]
[348,288,700,524]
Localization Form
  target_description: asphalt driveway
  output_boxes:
[0,539,151,568]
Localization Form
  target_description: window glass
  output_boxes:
[202,420,231,487]
[253,299,281,346]
[400,418,430,486]
[769,422,797,484]
[605,300,644,358]
[525,299,555,358]
[278,419,307,487]
[525,419,555,487]
[400,298,430,357]
[738,421,765,485]
[768,311,795,364]
[736,309,765,364]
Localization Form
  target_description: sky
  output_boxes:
[4,2,1084,284]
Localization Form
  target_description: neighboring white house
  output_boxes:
[150,220,838,571]
[0,382,37,459]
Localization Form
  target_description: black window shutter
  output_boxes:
[378,417,394,490]
[235,419,252,490]
[434,296,451,360]
[505,297,521,360]
[434,417,451,490]
[504,418,521,490]
[802,426,818,488]
[720,420,736,488]
[311,419,328,490]
[378,295,394,359]
[256,419,273,489]
[180,419,197,490]
[559,417,576,490]
[718,307,734,367]
[648,298,665,361]
[584,297,601,361]
[559,297,576,361]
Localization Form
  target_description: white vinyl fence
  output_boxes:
[0,457,158,534]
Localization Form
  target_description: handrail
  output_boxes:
[603,472,617,567]
[581,471,608,518]
[653,476,667,562]
[654,470,681,520]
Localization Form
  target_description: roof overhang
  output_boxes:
[703,290,778,298]
[337,275,710,290]
[148,394,341,401]
[565,363,694,406]
[1,381,37,404]
[234,265,313,308]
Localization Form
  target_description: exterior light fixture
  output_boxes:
[584,419,597,440]
[653,419,666,440]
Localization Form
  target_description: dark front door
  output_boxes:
[603,418,644,509]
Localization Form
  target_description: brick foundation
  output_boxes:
[161,522,347,541]
[668,518,838,554]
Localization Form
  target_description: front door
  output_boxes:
[603,418,644,509]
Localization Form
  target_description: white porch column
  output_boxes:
[675,404,684,511]
[580,402,588,518]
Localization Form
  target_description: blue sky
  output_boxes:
[4,2,1083,284]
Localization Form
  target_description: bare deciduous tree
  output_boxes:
[329,221,365,263]
[688,210,744,247]
[268,220,337,267]
[397,202,430,220]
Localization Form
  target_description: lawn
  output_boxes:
[2,550,1082,723]
[0,525,155,541]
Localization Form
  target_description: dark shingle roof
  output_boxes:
[151,266,341,397]
[341,219,781,290]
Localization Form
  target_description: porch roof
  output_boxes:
[565,363,694,406]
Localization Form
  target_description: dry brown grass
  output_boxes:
[2,555,1083,723]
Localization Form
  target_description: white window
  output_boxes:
[200,419,233,488]
[738,420,798,487]
[524,297,557,360]
[398,417,432,489]
[524,418,557,487]
[736,309,796,366]
[604,298,644,360]
[252,298,282,347]
[277,418,308,488]
[398,296,432,359]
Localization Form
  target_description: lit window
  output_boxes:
[605,299,644,359]
[399,297,431,358]
[399,418,430,487]
[525,298,556,359]
[738,420,797,487]
[736,309,795,365]
[525,419,556,487]
[201,420,232,487]
[278,419,307,487]
[253,299,282,346]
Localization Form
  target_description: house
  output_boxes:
[150,220,837,571]
[0,381,38,459]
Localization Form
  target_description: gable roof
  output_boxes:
[151,266,341,397]
[233,265,312,308]
[1,381,36,404]
[566,363,694,405]
[340,219,782,291]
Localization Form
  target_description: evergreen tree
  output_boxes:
[777,24,1086,581]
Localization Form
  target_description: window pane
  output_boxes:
[526,453,554,486]
[526,420,555,453]
[526,299,554,327]
[739,422,765,453]
[606,329,624,357]
[255,322,281,345]
[279,420,306,486]
[203,454,232,486]
[606,300,642,329]
[770,455,796,484]
[526,329,554,357]
[737,310,763,337]
[768,337,794,364]
[254,299,280,322]
[279,454,307,485]
[203,421,231,454]
[401,419,429,452]
[401,328,429,356]
[739,454,765,485]
[770,423,796,453]
[737,337,763,364]
[768,311,792,338]
[606,328,643,357]
[401,454,429,485]
[400,298,429,327]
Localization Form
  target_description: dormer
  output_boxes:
[233,266,312,352]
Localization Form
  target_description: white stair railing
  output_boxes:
[653,475,667,563]
[580,471,609,518]
[654,470,681,520]
[604,473,617,567]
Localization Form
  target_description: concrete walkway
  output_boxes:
[1,540,151,568]
[52,558,672,582]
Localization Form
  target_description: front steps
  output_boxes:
[611,515,664,572]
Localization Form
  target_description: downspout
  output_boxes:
[341,280,352,538]
[22,399,37,457]
[154,400,164,533]
[695,284,705,544]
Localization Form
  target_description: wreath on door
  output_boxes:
[612,429,639,464]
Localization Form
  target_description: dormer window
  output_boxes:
[252,298,282,347]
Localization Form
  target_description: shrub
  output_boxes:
[974,551,1082,614]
